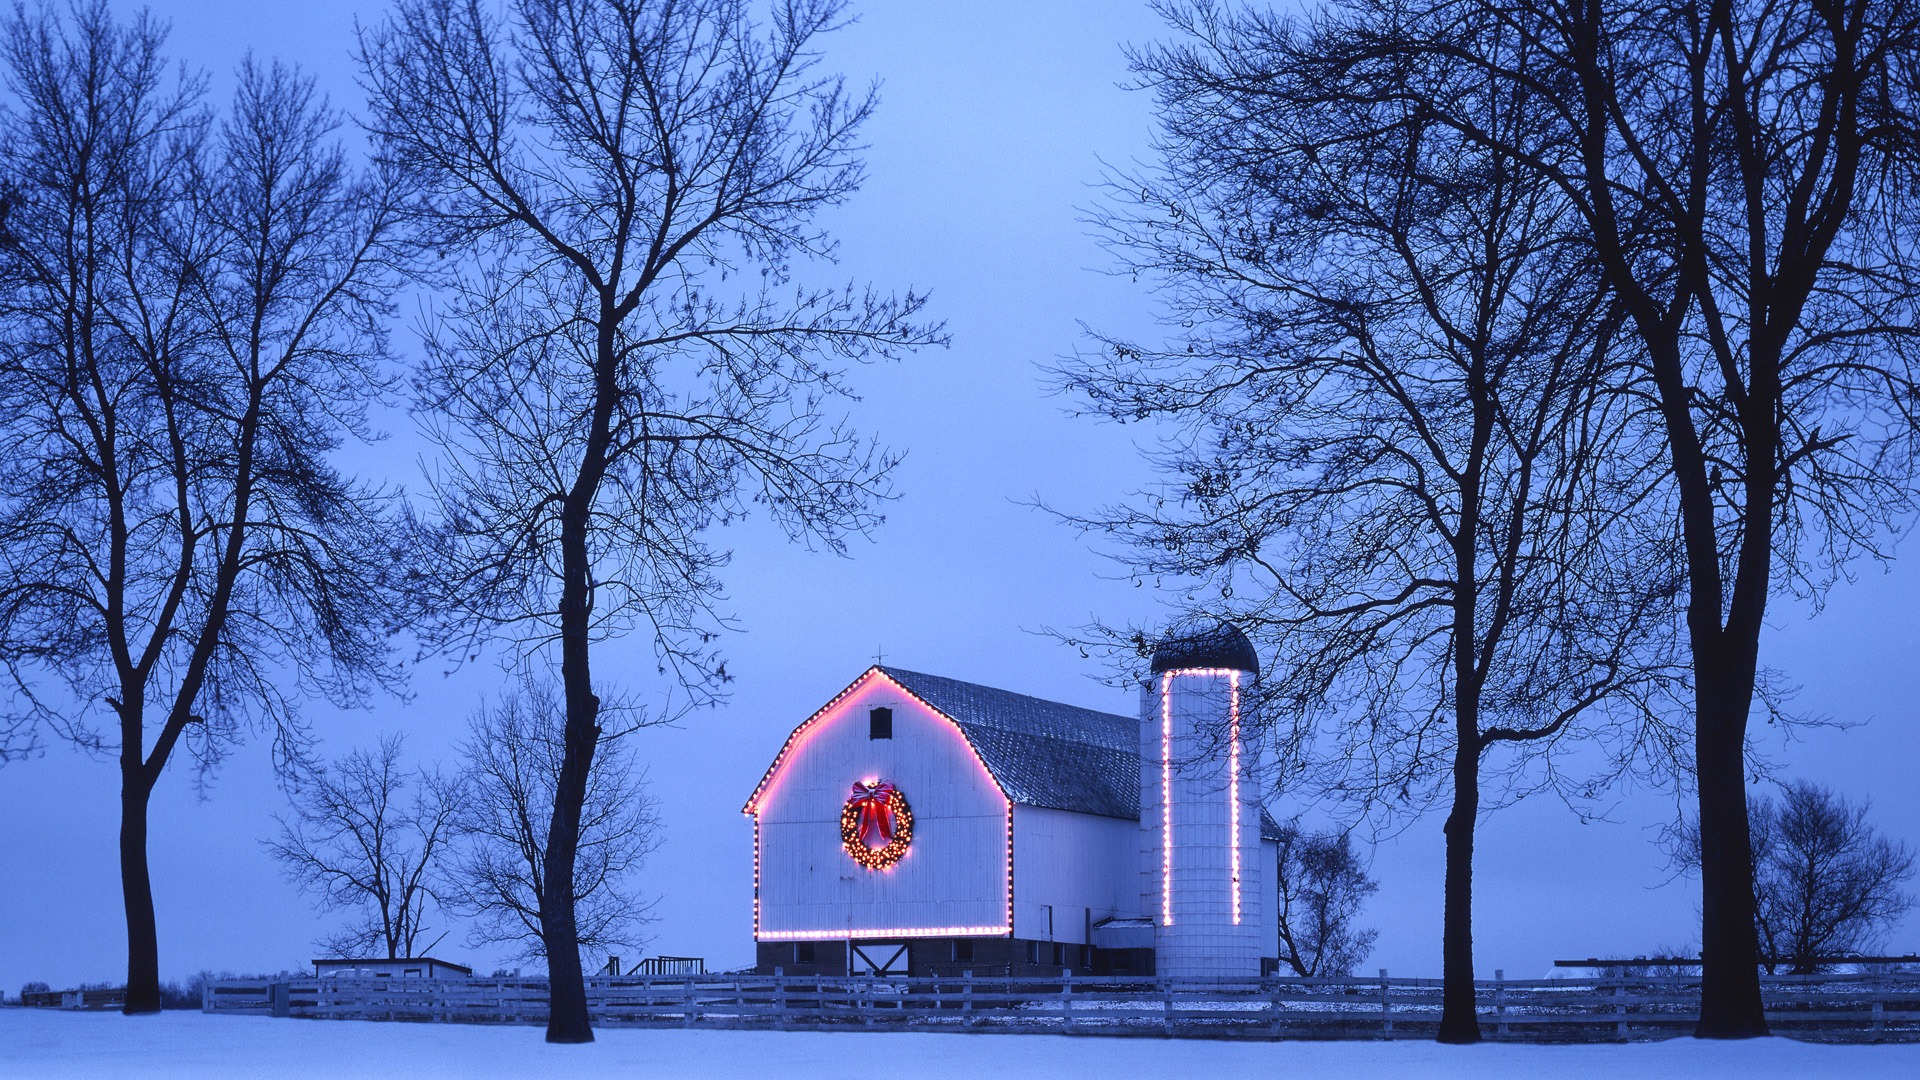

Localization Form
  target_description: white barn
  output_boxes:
[742,624,1281,977]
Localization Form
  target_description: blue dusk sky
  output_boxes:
[1,0,1915,990]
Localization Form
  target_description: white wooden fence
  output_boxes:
[202,970,1920,1039]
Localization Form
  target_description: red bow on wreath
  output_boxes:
[848,781,899,847]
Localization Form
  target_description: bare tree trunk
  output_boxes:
[1438,736,1481,1043]
[541,317,617,1044]
[540,685,597,1042]
[1694,647,1768,1037]
[119,758,160,1015]
[1644,313,1774,1037]
[543,552,600,1041]
[1650,314,1775,1035]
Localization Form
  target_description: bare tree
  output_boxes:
[1288,0,1920,1035]
[266,736,465,960]
[1675,781,1917,974]
[0,3,408,1013]
[1057,1,1684,1041]
[444,679,660,965]
[358,0,941,1041]
[1273,821,1378,978]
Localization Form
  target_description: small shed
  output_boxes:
[312,957,473,979]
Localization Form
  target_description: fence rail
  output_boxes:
[18,988,125,1010]
[202,970,1920,1040]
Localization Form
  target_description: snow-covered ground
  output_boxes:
[2,1009,1914,1079]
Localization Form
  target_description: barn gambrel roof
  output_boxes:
[743,666,1283,838]
[742,665,1282,838]
[879,666,1142,820]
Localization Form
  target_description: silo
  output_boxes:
[1139,621,1266,978]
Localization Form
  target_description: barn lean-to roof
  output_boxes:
[743,665,1281,840]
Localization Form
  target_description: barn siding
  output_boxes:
[1010,805,1141,943]
[753,675,1010,938]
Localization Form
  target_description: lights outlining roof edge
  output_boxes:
[743,666,1009,817]
[741,667,883,816]
[744,665,1017,944]
[756,925,1010,942]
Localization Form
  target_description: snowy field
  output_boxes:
[3,1009,1915,1079]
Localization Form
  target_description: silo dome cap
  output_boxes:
[1150,619,1259,676]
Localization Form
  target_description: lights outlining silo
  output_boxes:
[1142,622,1266,978]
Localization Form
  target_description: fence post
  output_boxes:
[962,970,974,1028]
[1495,969,1507,1036]
[685,976,697,1028]
[1379,969,1392,1036]
[1163,979,1175,1035]
[1060,968,1074,1033]
[1614,979,1627,1038]
[1269,978,1285,1037]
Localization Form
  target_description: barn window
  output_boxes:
[796,942,816,964]
[869,707,892,740]
[952,940,973,963]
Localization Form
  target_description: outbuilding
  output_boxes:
[312,957,473,979]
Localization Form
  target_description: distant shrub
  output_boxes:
[183,968,313,1004]
[159,980,199,1010]
[1597,947,1700,979]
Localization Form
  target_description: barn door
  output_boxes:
[849,941,909,976]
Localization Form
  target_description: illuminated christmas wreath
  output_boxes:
[841,780,913,870]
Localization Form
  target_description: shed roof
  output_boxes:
[311,957,473,975]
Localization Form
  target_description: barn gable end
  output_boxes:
[746,668,1013,944]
